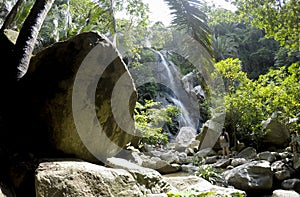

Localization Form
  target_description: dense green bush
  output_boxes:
[211,58,300,149]
[134,100,180,146]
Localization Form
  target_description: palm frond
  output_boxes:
[163,0,212,55]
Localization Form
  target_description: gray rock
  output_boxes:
[272,189,300,197]
[160,151,179,163]
[279,152,293,159]
[205,156,218,164]
[274,170,291,181]
[237,147,257,160]
[181,164,199,174]
[223,160,273,191]
[147,194,168,197]
[213,158,232,168]
[196,114,225,151]
[293,153,300,170]
[25,32,137,163]
[281,178,300,193]
[35,160,144,197]
[131,152,144,166]
[157,163,181,174]
[164,175,246,197]
[177,152,190,164]
[175,127,196,147]
[261,117,290,148]
[271,160,286,171]
[236,142,246,152]
[195,148,216,158]
[106,157,172,193]
[142,156,162,169]
[231,158,247,167]
[185,147,195,156]
[258,151,276,163]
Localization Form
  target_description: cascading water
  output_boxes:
[170,97,194,127]
[129,47,202,137]
[149,49,200,131]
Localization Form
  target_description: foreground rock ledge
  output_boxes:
[35,160,246,197]
[35,160,171,197]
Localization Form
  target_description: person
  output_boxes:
[196,118,202,134]
[290,131,298,153]
[219,128,230,158]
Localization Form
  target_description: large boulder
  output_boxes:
[175,126,196,147]
[196,113,225,150]
[21,32,137,163]
[105,157,172,193]
[237,147,257,160]
[35,160,166,197]
[223,160,273,192]
[261,117,290,149]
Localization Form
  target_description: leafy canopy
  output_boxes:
[0,0,150,52]
[232,0,300,51]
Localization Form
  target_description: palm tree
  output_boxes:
[163,0,212,55]
[0,0,55,81]
[212,35,239,62]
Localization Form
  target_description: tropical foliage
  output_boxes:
[206,7,281,79]
[0,0,149,51]
[134,100,180,146]
[163,0,212,55]
[212,58,300,149]
[148,21,173,50]
[231,0,300,51]
[196,165,224,185]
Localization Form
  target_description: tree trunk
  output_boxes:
[0,0,25,32]
[14,0,55,80]
[109,0,117,45]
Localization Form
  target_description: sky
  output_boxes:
[143,0,237,26]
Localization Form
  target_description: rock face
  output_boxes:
[22,32,137,163]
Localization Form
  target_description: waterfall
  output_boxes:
[129,47,202,136]
[170,97,194,127]
[150,49,200,130]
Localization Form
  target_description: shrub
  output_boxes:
[134,100,180,146]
